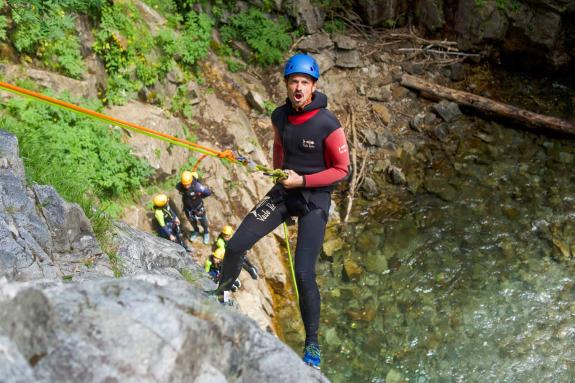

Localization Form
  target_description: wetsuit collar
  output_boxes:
[286,91,328,115]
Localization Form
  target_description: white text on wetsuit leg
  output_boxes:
[250,201,277,222]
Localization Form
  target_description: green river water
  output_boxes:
[281,73,575,382]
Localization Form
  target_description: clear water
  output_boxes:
[282,112,575,382]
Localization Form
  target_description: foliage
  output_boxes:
[0,0,7,41]
[7,0,89,78]
[0,91,153,199]
[180,11,213,66]
[92,2,156,104]
[93,2,212,105]
[263,100,276,116]
[140,0,182,26]
[0,15,7,41]
[323,18,346,33]
[171,85,194,118]
[220,8,292,66]
[226,58,245,73]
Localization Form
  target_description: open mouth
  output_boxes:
[294,93,303,102]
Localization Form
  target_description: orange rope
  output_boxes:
[192,154,208,172]
[0,81,236,161]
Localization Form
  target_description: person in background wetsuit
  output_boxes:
[216,53,350,370]
[176,171,212,245]
[214,225,259,280]
[152,193,190,252]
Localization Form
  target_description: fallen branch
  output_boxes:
[390,28,458,51]
[401,74,575,135]
[398,48,480,57]
[344,106,369,223]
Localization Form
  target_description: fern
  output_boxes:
[220,8,292,66]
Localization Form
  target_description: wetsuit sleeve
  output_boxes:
[304,128,350,187]
[194,181,212,198]
[273,123,284,169]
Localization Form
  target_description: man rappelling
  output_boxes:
[215,53,350,370]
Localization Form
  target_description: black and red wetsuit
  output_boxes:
[218,91,350,347]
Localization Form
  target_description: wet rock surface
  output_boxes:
[0,130,329,382]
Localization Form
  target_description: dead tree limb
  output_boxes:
[344,107,369,223]
[398,48,480,57]
[401,74,575,136]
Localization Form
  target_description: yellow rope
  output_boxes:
[283,222,299,302]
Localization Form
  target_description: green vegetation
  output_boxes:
[0,0,300,266]
[263,100,276,116]
[220,8,292,66]
[171,85,194,118]
[0,1,7,41]
[92,2,157,104]
[0,89,152,201]
[4,0,96,78]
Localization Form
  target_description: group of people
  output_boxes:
[152,170,259,286]
[152,170,212,250]
[152,53,350,370]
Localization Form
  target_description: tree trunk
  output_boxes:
[401,74,575,136]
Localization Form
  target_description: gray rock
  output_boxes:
[0,130,330,382]
[367,87,392,102]
[354,0,407,26]
[416,0,446,32]
[432,100,462,122]
[332,33,357,50]
[283,0,324,34]
[33,185,102,259]
[0,131,25,183]
[166,65,185,84]
[335,50,362,68]
[363,129,378,146]
[387,165,407,185]
[450,62,467,82]
[0,277,330,383]
[411,111,436,131]
[401,62,424,75]
[245,90,267,114]
[314,50,335,74]
[361,177,379,197]
[297,32,333,53]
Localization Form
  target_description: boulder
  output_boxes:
[296,32,333,53]
[332,33,358,50]
[432,100,462,122]
[335,50,363,68]
[283,0,324,34]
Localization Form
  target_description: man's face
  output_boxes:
[285,74,316,110]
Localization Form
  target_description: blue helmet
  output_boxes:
[283,54,320,80]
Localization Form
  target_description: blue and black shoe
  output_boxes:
[302,343,321,370]
[190,231,200,241]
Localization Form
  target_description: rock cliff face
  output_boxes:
[350,0,575,72]
[0,130,328,382]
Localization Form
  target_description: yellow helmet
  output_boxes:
[153,194,168,208]
[181,171,199,186]
[213,247,225,260]
[222,225,234,236]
